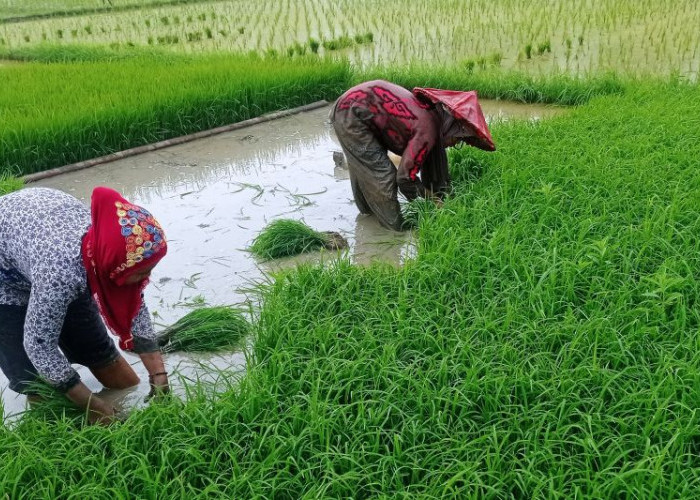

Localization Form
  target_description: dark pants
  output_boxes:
[0,293,119,395]
[331,105,405,231]
[331,105,452,231]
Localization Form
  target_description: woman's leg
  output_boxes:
[347,160,373,215]
[0,304,43,396]
[59,293,140,390]
[88,355,139,390]
[332,108,405,231]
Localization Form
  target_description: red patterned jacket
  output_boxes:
[336,80,443,199]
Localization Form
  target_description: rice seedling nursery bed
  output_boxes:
[0,47,350,175]
[2,78,700,496]
[2,0,700,497]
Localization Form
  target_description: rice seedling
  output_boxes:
[322,35,354,51]
[0,47,351,174]
[185,31,202,43]
[308,37,320,53]
[157,306,251,353]
[250,219,347,260]
[16,382,86,425]
[400,198,436,228]
[537,39,552,55]
[353,32,373,44]
[464,59,476,73]
[1,0,697,77]
[0,173,23,195]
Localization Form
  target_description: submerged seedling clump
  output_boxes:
[250,219,347,260]
[158,306,250,353]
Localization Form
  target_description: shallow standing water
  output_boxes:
[1,100,563,420]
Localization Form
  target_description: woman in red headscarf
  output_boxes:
[330,80,496,231]
[0,186,169,424]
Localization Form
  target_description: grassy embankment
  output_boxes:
[0,46,350,175]
[2,76,700,496]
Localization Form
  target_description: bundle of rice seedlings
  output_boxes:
[20,381,85,425]
[401,198,436,228]
[158,306,251,353]
[249,219,347,260]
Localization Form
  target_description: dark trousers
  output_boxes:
[0,293,118,394]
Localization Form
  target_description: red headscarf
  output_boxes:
[412,88,496,151]
[81,187,168,350]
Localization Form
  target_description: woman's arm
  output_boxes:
[131,300,170,397]
[24,280,116,423]
[397,133,437,201]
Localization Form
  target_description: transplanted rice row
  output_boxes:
[1,0,699,77]
[0,0,222,22]
[2,80,700,496]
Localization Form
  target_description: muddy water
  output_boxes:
[1,100,563,421]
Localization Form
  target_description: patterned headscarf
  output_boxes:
[81,187,167,350]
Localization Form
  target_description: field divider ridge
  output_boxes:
[22,100,330,183]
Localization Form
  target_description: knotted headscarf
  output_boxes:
[81,187,167,350]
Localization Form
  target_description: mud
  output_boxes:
[1,100,563,420]
[322,231,349,250]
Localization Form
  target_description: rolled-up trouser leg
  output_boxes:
[347,156,373,215]
[331,106,406,231]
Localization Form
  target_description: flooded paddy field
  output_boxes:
[1,100,562,420]
[0,0,192,20]
[1,0,699,78]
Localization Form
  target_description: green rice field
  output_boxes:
[3,80,700,497]
[2,0,700,497]
[0,47,350,174]
[2,0,699,77]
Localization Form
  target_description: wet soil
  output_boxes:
[322,231,349,250]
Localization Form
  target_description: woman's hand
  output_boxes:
[65,381,118,425]
[138,351,170,401]
[424,188,444,207]
[146,371,170,402]
[88,400,118,426]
